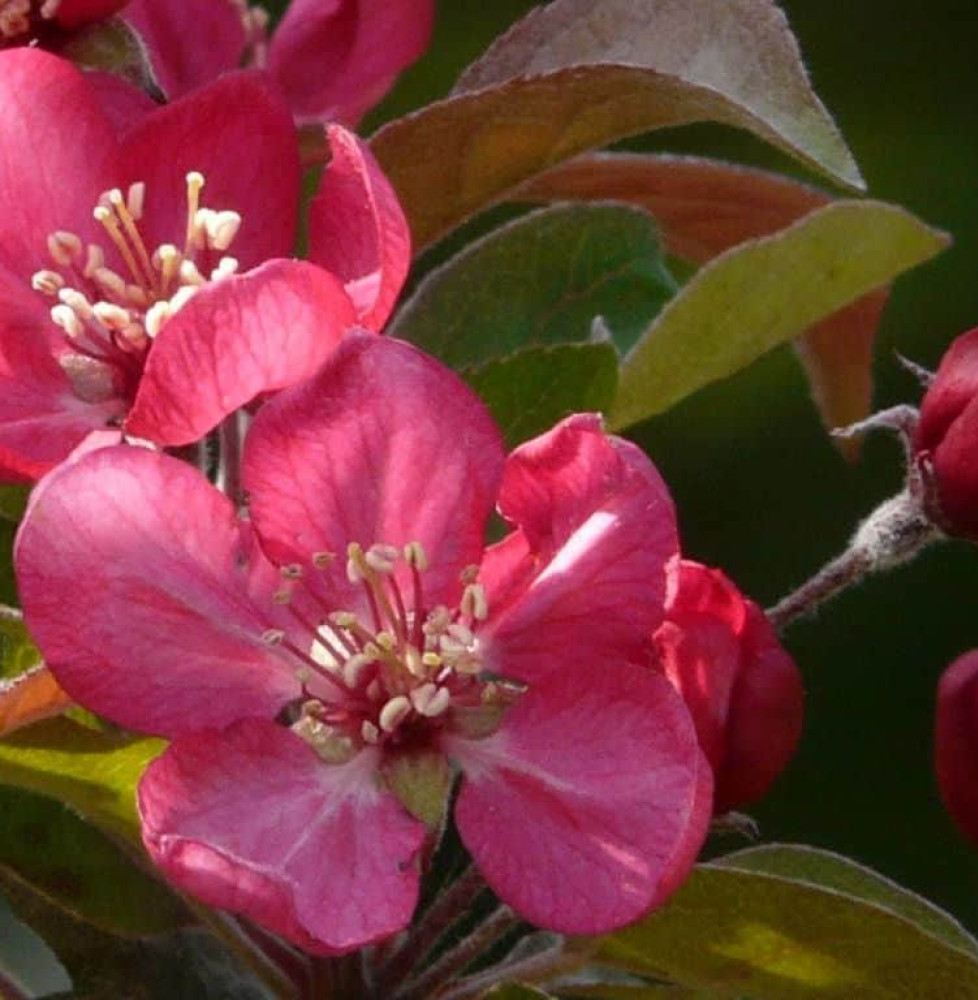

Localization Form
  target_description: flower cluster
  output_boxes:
[1,1,806,974]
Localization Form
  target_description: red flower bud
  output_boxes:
[654,559,804,814]
[935,651,978,846]
[915,328,978,541]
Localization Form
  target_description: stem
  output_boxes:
[377,865,487,992]
[394,905,520,1000]
[217,411,245,509]
[767,488,939,632]
[436,938,573,1000]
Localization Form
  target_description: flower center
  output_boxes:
[32,172,242,403]
[265,542,523,764]
[0,0,58,43]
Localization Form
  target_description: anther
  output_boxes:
[144,301,171,339]
[312,551,335,569]
[330,611,358,630]
[421,652,442,668]
[31,270,64,296]
[83,244,105,278]
[343,653,373,689]
[205,211,242,251]
[93,302,133,330]
[405,645,425,677]
[210,256,239,281]
[58,288,94,318]
[404,541,428,571]
[346,542,368,583]
[461,583,489,621]
[92,267,127,299]
[459,565,479,585]
[168,285,199,316]
[126,182,146,221]
[379,695,412,733]
[280,564,303,580]
[47,231,83,266]
[362,720,380,744]
[417,685,451,718]
[50,305,84,339]
[376,631,396,652]
[261,628,285,645]
[272,588,292,605]
[365,543,399,574]
[178,260,206,287]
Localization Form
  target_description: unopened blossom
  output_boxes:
[654,559,804,814]
[17,335,711,953]
[914,327,978,542]
[0,48,409,481]
[935,651,978,847]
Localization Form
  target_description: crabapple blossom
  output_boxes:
[0,48,408,480]
[16,334,711,953]
[914,327,978,542]
[654,559,804,814]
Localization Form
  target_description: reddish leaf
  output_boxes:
[371,0,863,252]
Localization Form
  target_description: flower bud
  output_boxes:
[935,651,978,846]
[914,327,978,541]
[653,559,804,814]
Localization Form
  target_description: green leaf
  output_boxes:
[2,876,273,1000]
[714,844,978,958]
[371,0,863,251]
[0,717,163,842]
[0,486,28,524]
[597,863,978,998]
[610,201,948,430]
[0,785,188,936]
[60,17,162,99]
[465,343,619,448]
[0,608,41,680]
[391,204,676,366]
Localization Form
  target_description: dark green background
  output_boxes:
[366,1,978,929]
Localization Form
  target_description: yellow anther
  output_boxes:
[405,645,425,677]
[126,182,146,221]
[93,302,132,330]
[346,542,368,583]
[144,301,171,339]
[330,611,358,629]
[379,695,412,733]
[50,304,84,339]
[376,631,396,652]
[421,651,442,668]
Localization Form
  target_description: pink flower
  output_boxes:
[0,48,408,481]
[0,0,125,44]
[914,327,978,542]
[654,559,804,814]
[16,335,712,953]
[935,650,978,847]
[1,0,435,127]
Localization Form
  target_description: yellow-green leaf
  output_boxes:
[371,0,862,251]
[598,864,978,999]
[610,201,948,430]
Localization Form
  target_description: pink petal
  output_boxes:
[119,71,300,268]
[452,661,712,934]
[480,414,678,683]
[126,260,356,446]
[140,719,425,954]
[122,0,247,99]
[267,0,435,126]
[936,651,978,848]
[55,0,127,29]
[308,125,411,331]
[244,335,505,612]
[84,71,158,131]
[14,446,298,736]
[0,267,119,482]
[0,49,117,276]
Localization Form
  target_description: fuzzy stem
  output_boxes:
[394,905,520,1000]
[377,865,487,992]
[436,937,574,1000]
[767,488,939,631]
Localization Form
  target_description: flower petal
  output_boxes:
[139,719,425,954]
[122,0,247,99]
[14,446,298,736]
[126,260,356,446]
[56,0,127,29]
[0,267,119,482]
[267,0,435,125]
[452,661,711,934]
[119,71,300,268]
[244,335,505,611]
[0,48,117,276]
[84,71,158,131]
[308,125,410,331]
[936,651,978,848]
[480,414,678,683]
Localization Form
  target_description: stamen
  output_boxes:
[92,267,127,300]
[205,210,242,252]
[50,304,84,339]
[365,543,400,575]
[362,720,380,744]
[404,541,428,572]
[313,551,335,569]
[126,182,146,222]
[144,301,171,339]
[210,256,239,281]
[168,285,199,316]
[156,244,181,292]
[184,172,205,253]
[83,244,105,279]
[31,270,64,296]
[47,231,82,267]
[379,695,412,733]
[461,583,489,622]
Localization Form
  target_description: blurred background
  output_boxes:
[365,0,978,929]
